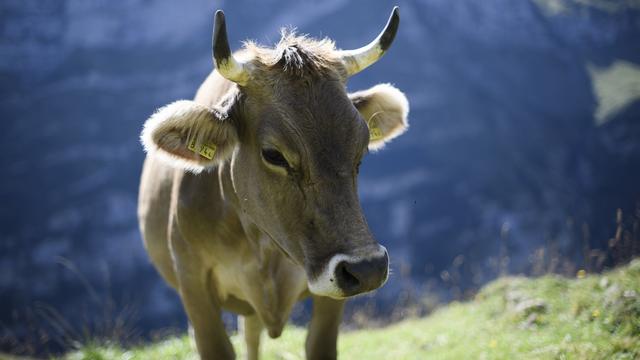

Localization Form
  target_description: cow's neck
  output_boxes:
[214,163,308,333]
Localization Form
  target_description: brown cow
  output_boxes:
[138,7,409,360]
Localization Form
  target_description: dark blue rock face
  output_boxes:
[1,0,639,355]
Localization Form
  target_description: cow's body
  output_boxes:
[138,8,408,360]
[138,73,310,335]
[139,153,309,332]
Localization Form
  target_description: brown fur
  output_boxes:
[139,30,409,360]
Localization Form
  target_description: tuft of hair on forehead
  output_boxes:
[243,29,342,77]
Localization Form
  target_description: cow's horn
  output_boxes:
[339,6,400,77]
[213,10,249,85]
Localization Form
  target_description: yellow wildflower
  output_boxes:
[577,269,586,279]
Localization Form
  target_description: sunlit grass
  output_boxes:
[63,259,640,359]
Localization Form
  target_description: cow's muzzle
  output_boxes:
[307,246,389,298]
[334,251,389,296]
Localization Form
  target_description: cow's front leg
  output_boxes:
[178,274,234,359]
[171,227,235,359]
[305,295,345,360]
[240,315,263,360]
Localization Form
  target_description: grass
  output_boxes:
[62,259,640,359]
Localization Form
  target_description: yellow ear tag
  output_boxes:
[369,127,383,141]
[187,138,217,160]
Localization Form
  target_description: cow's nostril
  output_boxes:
[337,261,361,290]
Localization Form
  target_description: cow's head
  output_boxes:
[141,8,408,299]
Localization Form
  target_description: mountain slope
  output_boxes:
[64,259,640,359]
[2,0,639,354]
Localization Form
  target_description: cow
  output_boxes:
[138,6,409,360]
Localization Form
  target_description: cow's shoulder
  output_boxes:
[173,169,245,255]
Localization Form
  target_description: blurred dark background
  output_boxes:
[1,0,639,356]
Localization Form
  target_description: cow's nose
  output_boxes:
[334,251,389,296]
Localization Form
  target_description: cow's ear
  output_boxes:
[141,100,238,173]
[349,83,409,151]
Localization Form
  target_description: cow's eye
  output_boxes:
[262,148,289,168]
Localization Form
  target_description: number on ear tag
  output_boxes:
[188,138,217,160]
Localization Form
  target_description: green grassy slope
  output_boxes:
[65,259,640,360]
